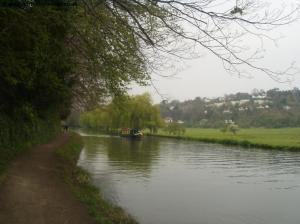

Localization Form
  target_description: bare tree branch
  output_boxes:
[71,0,300,108]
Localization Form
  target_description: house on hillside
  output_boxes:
[169,106,175,111]
[230,101,240,106]
[254,99,272,105]
[225,119,234,124]
[204,97,211,103]
[256,105,266,109]
[256,94,267,99]
[212,102,225,107]
[239,99,250,105]
[238,107,249,111]
[223,110,232,114]
[164,117,173,123]
[283,105,291,110]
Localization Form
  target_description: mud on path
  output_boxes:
[0,133,96,224]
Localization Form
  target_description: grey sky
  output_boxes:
[130,0,300,103]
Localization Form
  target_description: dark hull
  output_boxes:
[120,134,143,139]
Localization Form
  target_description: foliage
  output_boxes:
[220,121,239,135]
[1,0,299,172]
[164,122,186,136]
[56,133,137,224]
[72,0,299,86]
[80,93,164,132]
[229,124,239,135]
[0,6,74,119]
[160,88,300,128]
[0,5,72,172]
[14,0,295,110]
[69,2,151,109]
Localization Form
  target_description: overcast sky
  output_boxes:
[130,0,300,103]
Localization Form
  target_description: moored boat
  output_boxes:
[120,128,143,138]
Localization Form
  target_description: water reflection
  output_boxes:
[78,134,300,224]
[82,136,160,175]
[107,137,160,173]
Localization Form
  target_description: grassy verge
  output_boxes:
[147,128,300,150]
[55,132,137,224]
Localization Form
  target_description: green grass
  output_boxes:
[150,128,300,150]
[56,132,137,224]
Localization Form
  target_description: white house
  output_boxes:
[283,105,291,110]
[164,117,173,123]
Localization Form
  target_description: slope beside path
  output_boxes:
[0,133,96,224]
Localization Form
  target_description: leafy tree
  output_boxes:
[229,124,239,135]
[82,1,298,81]
[3,1,298,115]
[80,93,164,132]
[0,3,74,167]
[1,0,299,159]
[161,88,300,128]
[69,2,150,109]
[0,5,74,119]
[220,123,239,135]
[164,122,186,136]
[65,0,300,109]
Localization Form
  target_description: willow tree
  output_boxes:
[80,93,164,131]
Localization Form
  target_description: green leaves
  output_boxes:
[80,93,164,132]
[69,2,152,108]
[0,7,73,118]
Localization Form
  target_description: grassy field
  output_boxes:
[152,128,300,150]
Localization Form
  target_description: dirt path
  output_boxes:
[0,133,96,224]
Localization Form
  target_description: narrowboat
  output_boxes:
[120,128,143,138]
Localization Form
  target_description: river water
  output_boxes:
[77,134,300,224]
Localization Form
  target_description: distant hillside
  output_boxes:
[159,88,300,128]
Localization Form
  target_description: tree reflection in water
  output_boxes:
[82,136,161,176]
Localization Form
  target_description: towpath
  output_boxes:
[0,133,96,224]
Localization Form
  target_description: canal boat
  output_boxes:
[120,128,143,139]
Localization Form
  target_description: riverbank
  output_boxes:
[147,128,300,150]
[0,133,96,224]
[56,133,137,224]
[0,132,137,224]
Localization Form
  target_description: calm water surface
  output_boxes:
[77,134,300,224]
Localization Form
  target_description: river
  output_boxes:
[77,133,300,224]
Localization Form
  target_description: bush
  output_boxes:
[220,123,239,135]
[164,122,186,136]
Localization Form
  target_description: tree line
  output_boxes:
[80,94,164,133]
[160,88,300,128]
[1,0,299,165]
